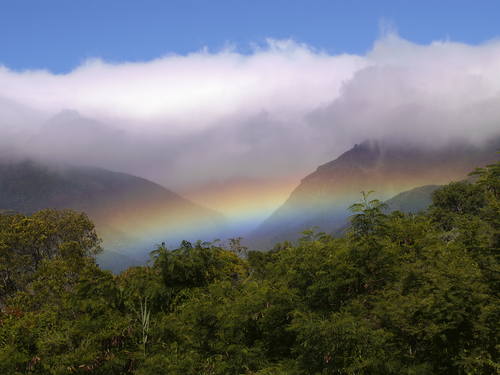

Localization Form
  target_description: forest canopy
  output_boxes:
[0,160,498,374]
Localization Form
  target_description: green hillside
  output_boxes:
[384,184,441,213]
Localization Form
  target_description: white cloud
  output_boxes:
[1,34,499,209]
[0,39,366,130]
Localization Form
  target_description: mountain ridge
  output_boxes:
[0,159,227,270]
[248,138,500,249]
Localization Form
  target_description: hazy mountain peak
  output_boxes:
[0,160,227,270]
[49,108,82,121]
[314,140,381,175]
[248,138,499,249]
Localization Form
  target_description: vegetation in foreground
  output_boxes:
[0,160,498,374]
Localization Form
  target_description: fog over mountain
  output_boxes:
[248,138,500,248]
[1,33,500,227]
[0,160,227,270]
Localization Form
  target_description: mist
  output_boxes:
[1,34,500,219]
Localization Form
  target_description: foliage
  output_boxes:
[0,160,499,374]
[0,209,101,305]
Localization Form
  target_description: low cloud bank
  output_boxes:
[1,34,499,209]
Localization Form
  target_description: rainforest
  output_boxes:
[0,160,498,374]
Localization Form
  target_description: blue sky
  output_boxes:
[1,0,499,73]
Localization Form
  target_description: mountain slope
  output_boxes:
[331,184,443,237]
[248,139,499,249]
[0,160,226,269]
[385,184,441,213]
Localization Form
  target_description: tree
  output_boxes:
[348,191,388,239]
[0,209,101,304]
